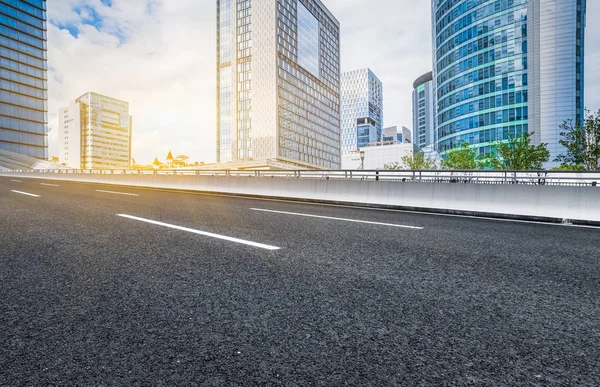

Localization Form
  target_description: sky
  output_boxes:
[47,0,600,164]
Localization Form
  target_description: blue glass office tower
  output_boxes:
[433,0,586,167]
[0,0,47,159]
[341,68,383,154]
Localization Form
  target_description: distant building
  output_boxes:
[217,0,341,169]
[401,127,412,144]
[341,69,384,154]
[0,0,48,159]
[383,126,412,144]
[412,72,435,149]
[59,93,132,170]
[357,117,380,149]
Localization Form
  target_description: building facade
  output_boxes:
[341,68,383,154]
[412,72,435,149]
[59,93,132,170]
[217,0,341,169]
[383,126,412,144]
[356,117,379,149]
[0,0,48,159]
[432,0,586,167]
[342,142,417,170]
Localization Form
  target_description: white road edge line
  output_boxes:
[250,208,424,230]
[40,183,59,187]
[11,190,40,198]
[96,190,140,197]
[117,214,281,251]
[10,180,22,183]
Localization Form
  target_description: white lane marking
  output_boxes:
[11,190,40,198]
[10,180,22,183]
[4,179,595,230]
[40,183,59,187]
[96,190,140,197]
[116,187,600,230]
[117,214,281,251]
[250,208,424,230]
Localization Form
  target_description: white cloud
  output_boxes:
[48,0,215,164]
[47,0,600,163]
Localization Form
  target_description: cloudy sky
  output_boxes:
[47,0,600,164]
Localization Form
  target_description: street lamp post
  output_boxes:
[359,150,365,170]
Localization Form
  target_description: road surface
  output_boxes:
[1,175,599,385]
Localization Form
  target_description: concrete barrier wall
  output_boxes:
[3,172,600,224]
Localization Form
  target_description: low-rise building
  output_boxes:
[341,141,418,170]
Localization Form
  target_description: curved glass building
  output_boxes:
[432,0,586,166]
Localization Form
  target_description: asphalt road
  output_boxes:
[1,175,599,386]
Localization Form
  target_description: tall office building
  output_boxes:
[0,0,48,159]
[341,68,383,154]
[412,72,435,149]
[59,93,132,170]
[432,0,586,166]
[217,0,341,169]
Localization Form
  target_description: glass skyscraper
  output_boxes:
[217,0,341,169]
[59,93,132,170]
[412,72,435,149]
[432,0,586,166]
[0,0,47,159]
[340,68,383,154]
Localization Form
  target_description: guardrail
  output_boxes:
[4,169,600,187]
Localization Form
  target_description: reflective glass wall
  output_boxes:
[276,0,341,169]
[0,0,47,159]
[217,0,340,169]
[216,0,233,163]
[77,92,131,170]
[433,0,530,158]
[340,68,383,155]
[433,0,586,165]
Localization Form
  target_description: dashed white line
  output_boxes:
[117,214,281,251]
[11,190,40,198]
[40,183,59,187]
[250,208,424,230]
[10,180,22,183]
[96,190,140,197]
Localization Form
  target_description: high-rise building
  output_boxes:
[59,93,132,170]
[432,0,586,166]
[0,0,48,159]
[341,68,383,154]
[217,0,341,169]
[412,72,435,149]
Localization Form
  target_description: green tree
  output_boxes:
[551,164,586,171]
[442,142,480,170]
[385,153,437,170]
[485,132,550,170]
[556,109,600,171]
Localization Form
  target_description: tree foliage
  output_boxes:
[442,142,480,170]
[485,132,550,170]
[556,109,600,171]
[384,153,437,170]
[551,164,586,171]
